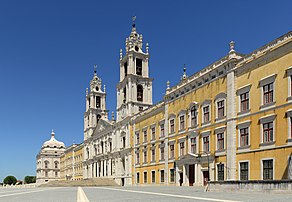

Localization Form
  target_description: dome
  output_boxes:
[42,130,65,149]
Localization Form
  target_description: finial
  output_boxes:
[111,111,115,121]
[132,16,136,28]
[120,49,123,60]
[182,64,187,80]
[146,43,149,54]
[104,84,106,93]
[86,88,88,96]
[229,41,235,54]
[94,64,97,75]
[166,80,170,90]
[51,129,55,137]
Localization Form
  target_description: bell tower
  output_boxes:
[84,65,108,140]
[116,17,153,121]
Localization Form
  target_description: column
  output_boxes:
[164,103,169,184]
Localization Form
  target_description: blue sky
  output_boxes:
[0,0,291,181]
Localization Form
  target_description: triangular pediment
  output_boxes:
[93,119,112,134]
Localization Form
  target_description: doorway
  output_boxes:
[179,173,183,186]
[189,164,195,186]
[121,178,125,186]
[203,171,209,186]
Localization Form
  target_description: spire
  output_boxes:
[51,129,55,137]
[229,41,235,54]
[132,16,136,30]
[94,64,97,76]
[181,64,187,80]
[166,80,170,90]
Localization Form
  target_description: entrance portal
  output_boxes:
[189,164,195,186]
[203,171,209,186]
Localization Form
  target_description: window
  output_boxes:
[240,128,249,147]
[139,106,143,112]
[136,172,140,184]
[179,142,184,156]
[290,117,292,139]
[54,162,58,169]
[240,92,249,112]
[217,164,224,181]
[136,133,140,145]
[217,100,225,118]
[263,159,273,180]
[160,145,165,161]
[137,85,143,102]
[179,115,185,130]
[160,123,165,137]
[55,171,58,177]
[160,170,165,183]
[45,161,49,169]
[191,106,197,127]
[96,96,101,108]
[170,169,175,182]
[263,83,273,104]
[203,106,210,123]
[124,62,128,77]
[123,87,126,103]
[203,136,209,152]
[151,127,156,140]
[170,119,175,133]
[170,144,174,159]
[143,130,147,142]
[190,137,196,154]
[122,136,126,148]
[143,171,147,183]
[240,162,249,180]
[45,171,48,177]
[217,133,224,151]
[136,150,140,164]
[136,58,142,76]
[151,148,155,162]
[143,150,147,163]
[151,171,155,183]
[109,142,112,152]
[263,122,273,143]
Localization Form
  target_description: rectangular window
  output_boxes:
[136,133,140,145]
[263,159,273,180]
[240,162,249,180]
[151,127,156,140]
[217,164,224,181]
[160,170,165,183]
[263,83,273,104]
[55,171,58,177]
[203,136,209,152]
[170,144,174,159]
[143,130,147,142]
[143,150,147,163]
[263,122,273,143]
[217,133,224,150]
[151,149,155,162]
[170,119,175,133]
[240,128,249,147]
[144,172,147,183]
[45,171,48,177]
[170,169,175,182]
[160,123,165,137]
[240,92,249,112]
[179,115,185,130]
[179,142,184,156]
[136,58,142,76]
[122,136,126,148]
[190,137,196,154]
[191,107,197,127]
[136,172,140,184]
[203,106,210,123]
[136,151,140,164]
[151,171,155,183]
[160,146,165,161]
[217,100,225,118]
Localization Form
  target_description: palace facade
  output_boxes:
[75,21,292,186]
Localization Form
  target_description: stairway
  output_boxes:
[39,178,118,187]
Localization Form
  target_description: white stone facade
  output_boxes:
[36,131,65,184]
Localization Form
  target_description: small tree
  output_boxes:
[24,176,36,184]
[3,176,17,185]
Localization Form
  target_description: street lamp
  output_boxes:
[197,151,210,182]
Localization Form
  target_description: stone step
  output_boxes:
[39,178,118,187]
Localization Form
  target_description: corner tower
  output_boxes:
[84,66,108,140]
[117,18,153,121]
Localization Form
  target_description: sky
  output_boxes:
[0,0,291,182]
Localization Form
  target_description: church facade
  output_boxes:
[83,21,292,186]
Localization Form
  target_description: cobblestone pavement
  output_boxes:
[1,186,292,202]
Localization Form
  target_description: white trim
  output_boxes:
[260,75,276,108]
[151,170,156,183]
[201,101,211,125]
[238,160,250,181]
[215,162,225,181]
[260,118,276,146]
[237,124,250,149]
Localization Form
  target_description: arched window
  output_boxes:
[136,58,142,75]
[86,148,90,159]
[191,106,197,127]
[44,161,49,169]
[54,161,58,169]
[123,87,126,103]
[97,114,101,124]
[124,62,128,77]
[96,96,101,108]
[137,85,143,102]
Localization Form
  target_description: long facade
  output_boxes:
[83,21,292,186]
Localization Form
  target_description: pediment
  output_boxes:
[94,119,112,134]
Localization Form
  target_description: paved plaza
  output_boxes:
[1,186,292,202]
